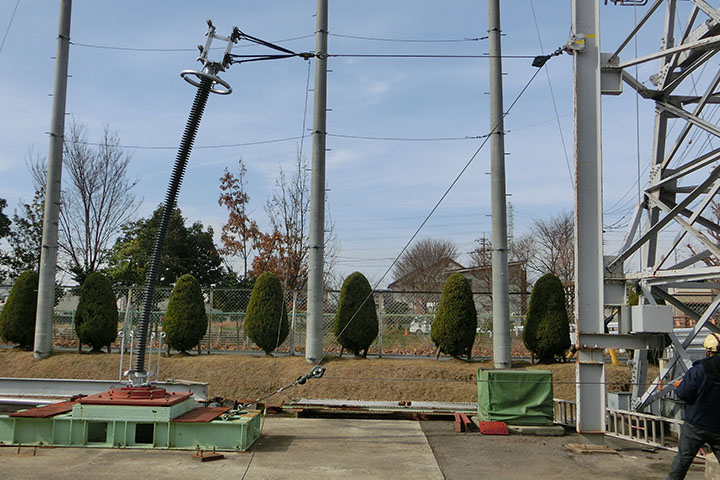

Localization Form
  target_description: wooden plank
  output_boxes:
[172,406,231,423]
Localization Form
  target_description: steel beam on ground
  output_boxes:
[0,378,208,402]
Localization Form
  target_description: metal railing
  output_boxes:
[552,399,682,450]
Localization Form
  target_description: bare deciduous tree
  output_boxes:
[391,238,458,291]
[469,233,534,291]
[56,121,140,283]
[527,211,574,286]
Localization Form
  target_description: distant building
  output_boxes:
[386,259,529,325]
[387,258,465,293]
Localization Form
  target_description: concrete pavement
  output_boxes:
[0,417,443,480]
[0,416,710,479]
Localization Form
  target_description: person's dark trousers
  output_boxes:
[667,422,720,479]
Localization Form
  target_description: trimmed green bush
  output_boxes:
[163,274,208,353]
[75,272,118,353]
[244,272,288,354]
[0,270,38,349]
[334,271,378,357]
[431,273,477,358]
[524,273,570,362]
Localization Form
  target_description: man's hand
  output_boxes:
[673,378,683,388]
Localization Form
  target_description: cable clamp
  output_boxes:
[532,45,569,68]
[566,34,586,53]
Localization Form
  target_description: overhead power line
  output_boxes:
[329,33,486,43]
[70,132,495,151]
[72,135,307,150]
[328,53,537,59]
[69,34,316,53]
[327,133,491,142]
[68,41,541,61]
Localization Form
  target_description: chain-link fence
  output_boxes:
[5,282,715,356]
[0,283,533,356]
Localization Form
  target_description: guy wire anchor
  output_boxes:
[128,20,238,388]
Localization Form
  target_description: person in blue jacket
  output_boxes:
[667,333,720,479]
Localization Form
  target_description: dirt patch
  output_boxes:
[0,349,639,406]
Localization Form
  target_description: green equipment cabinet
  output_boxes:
[477,369,554,425]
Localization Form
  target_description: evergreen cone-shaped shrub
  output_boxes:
[244,272,288,354]
[164,274,208,353]
[431,273,477,358]
[524,273,570,362]
[0,270,38,349]
[75,272,118,352]
[334,271,378,357]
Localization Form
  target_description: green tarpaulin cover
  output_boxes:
[477,369,553,425]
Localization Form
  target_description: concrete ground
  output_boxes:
[0,417,708,479]
[421,420,705,480]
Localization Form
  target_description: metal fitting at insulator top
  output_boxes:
[181,20,238,95]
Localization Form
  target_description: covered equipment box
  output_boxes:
[477,369,553,425]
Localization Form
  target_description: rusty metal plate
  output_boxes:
[78,387,193,407]
[10,401,77,418]
[477,421,509,435]
[172,406,231,423]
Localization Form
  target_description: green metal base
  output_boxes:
[0,402,261,451]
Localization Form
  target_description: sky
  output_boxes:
[0,1,699,288]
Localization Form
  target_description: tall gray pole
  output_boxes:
[488,0,511,369]
[34,0,72,359]
[572,0,606,443]
[306,0,328,364]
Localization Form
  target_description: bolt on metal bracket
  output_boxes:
[567,33,587,53]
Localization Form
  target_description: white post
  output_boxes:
[488,0,511,369]
[34,0,72,359]
[306,0,329,364]
[572,0,606,443]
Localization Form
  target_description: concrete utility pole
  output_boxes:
[572,0,606,442]
[306,0,329,364]
[34,0,72,359]
[488,0,511,369]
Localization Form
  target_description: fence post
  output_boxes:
[378,292,384,358]
[290,291,298,356]
[207,287,213,355]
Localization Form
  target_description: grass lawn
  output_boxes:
[0,348,640,406]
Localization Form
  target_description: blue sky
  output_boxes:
[0,1,686,287]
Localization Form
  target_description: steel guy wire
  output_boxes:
[0,0,20,55]
[240,47,320,480]
[299,59,312,160]
[307,65,546,374]
[321,375,683,387]
[529,0,573,191]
